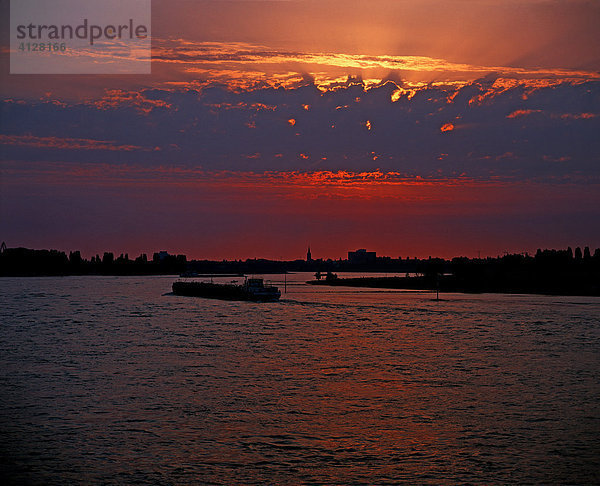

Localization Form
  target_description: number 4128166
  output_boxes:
[18,42,67,52]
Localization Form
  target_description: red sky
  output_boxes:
[1,0,599,260]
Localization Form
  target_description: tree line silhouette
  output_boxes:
[0,246,187,276]
[1,244,599,296]
[310,247,600,296]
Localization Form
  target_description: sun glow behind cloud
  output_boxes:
[150,40,600,94]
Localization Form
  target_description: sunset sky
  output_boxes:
[1,0,599,260]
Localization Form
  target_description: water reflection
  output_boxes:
[1,275,599,483]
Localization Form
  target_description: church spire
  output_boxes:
[307,246,312,262]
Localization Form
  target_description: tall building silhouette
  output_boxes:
[307,246,312,262]
[348,249,376,264]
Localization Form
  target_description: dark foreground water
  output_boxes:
[1,275,599,484]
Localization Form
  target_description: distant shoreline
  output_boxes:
[308,275,600,297]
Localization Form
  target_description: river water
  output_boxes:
[1,274,599,484]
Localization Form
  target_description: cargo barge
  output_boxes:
[172,278,281,302]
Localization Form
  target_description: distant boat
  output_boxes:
[172,278,281,302]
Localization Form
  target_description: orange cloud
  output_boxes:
[440,123,454,132]
[206,101,277,111]
[94,90,172,114]
[507,109,542,118]
[507,110,598,120]
[557,112,598,120]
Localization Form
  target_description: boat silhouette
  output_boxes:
[172,277,281,302]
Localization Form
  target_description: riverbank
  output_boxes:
[308,275,600,297]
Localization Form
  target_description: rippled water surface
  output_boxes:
[1,275,599,484]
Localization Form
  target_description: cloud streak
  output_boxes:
[0,134,156,152]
